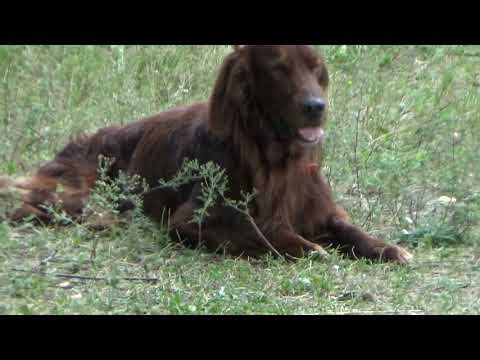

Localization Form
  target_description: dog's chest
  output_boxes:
[253,162,318,232]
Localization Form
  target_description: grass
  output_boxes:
[1,45,479,315]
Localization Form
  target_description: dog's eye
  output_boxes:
[315,67,328,86]
[272,63,290,74]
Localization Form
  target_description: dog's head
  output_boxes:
[209,45,329,149]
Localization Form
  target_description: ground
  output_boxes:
[0,45,479,315]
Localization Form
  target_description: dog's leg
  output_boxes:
[5,160,96,224]
[6,182,87,224]
[269,226,329,259]
[171,202,327,259]
[170,202,260,256]
[326,212,413,264]
[2,177,58,224]
[9,203,52,224]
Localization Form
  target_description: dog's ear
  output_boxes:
[209,52,251,137]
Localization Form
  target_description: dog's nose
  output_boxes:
[304,98,326,117]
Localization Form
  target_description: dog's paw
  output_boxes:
[381,245,414,265]
[309,244,329,260]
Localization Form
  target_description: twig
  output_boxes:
[332,310,425,315]
[145,178,201,195]
[11,268,159,283]
[353,107,362,195]
[228,204,283,259]
[448,50,480,58]
[38,250,58,267]
[361,194,381,228]
[410,259,480,267]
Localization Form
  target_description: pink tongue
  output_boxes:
[298,127,325,143]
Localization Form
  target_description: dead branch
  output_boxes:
[11,268,159,283]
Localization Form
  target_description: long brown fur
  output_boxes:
[2,45,413,264]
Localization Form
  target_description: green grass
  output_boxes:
[1,45,479,315]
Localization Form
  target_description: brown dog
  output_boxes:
[5,45,412,263]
